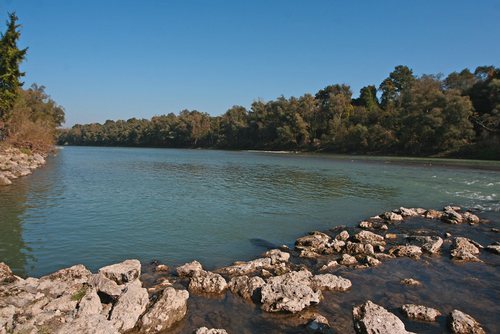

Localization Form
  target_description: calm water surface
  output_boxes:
[0,147,499,277]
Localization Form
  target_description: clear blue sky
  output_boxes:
[1,0,499,126]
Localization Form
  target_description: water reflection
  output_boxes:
[0,179,30,276]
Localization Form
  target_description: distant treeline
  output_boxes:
[58,65,500,159]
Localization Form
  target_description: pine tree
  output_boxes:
[0,12,28,123]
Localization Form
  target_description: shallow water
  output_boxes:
[0,147,499,277]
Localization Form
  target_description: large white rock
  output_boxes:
[353,300,415,334]
[449,310,485,334]
[110,281,149,331]
[98,259,141,285]
[139,287,189,333]
[260,270,321,313]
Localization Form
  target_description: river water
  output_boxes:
[0,147,499,277]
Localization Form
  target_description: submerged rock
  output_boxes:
[353,300,415,334]
[305,314,333,334]
[260,270,321,313]
[400,278,422,286]
[485,244,500,254]
[139,287,189,333]
[449,309,485,334]
[401,304,441,322]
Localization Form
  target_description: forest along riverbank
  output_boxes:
[0,147,47,186]
[1,206,499,334]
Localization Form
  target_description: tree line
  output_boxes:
[59,65,499,159]
[0,13,64,152]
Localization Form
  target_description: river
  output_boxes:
[0,146,499,277]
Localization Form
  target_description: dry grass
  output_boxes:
[4,109,55,153]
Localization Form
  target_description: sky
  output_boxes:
[0,0,499,126]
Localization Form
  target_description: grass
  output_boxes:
[71,286,88,302]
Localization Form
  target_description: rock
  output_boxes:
[99,259,141,285]
[424,209,443,219]
[311,274,351,291]
[228,275,265,300]
[155,264,169,272]
[381,212,404,221]
[44,293,78,312]
[319,261,338,271]
[385,233,398,239]
[451,237,481,262]
[365,256,381,267]
[353,300,415,334]
[346,242,375,256]
[407,236,443,254]
[0,173,11,186]
[353,231,385,246]
[188,270,227,294]
[463,212,480,224]
[400,278,422,286]
[110,282,149,331]
[260,270,321,313]
[359,221,372,229]
[177,260,203,277]
[442,207,464,224]
[0,262,17,284]
[305,314,333,334]
[263,249,290,263]
[37,264,93,298]
[195,327,228,334]
[217,257,272,276]
[339,254,358,265]
[449,309,485,334]
[57,314,119,334]
[395,207,419,217]
[389,245,422,259]
[140,287,189,333]
[485,244,500,254]
[77,288,102,317]
[90,272,123,298]
[336,230,350,241]
[401,304,441,322]
[295,231,332,254]
[0,305,16,333]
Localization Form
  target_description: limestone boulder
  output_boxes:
[449,310,485,334]
[401,304,441,322]
[260,270,321,313]
[188,270,227,294]
[353,300,415,334]
[139,287,189,333]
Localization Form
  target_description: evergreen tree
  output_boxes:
[0,13,28,123]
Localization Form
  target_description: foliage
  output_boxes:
[59,65,498,159]
[0,13,27,122]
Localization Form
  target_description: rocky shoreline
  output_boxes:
[1,206,499,333]
[0,147,47,186]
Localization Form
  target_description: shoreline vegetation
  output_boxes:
[1,205,498,333]
[58,65,500,160]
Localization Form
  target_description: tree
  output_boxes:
[0,13,27,123]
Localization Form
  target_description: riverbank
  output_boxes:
[0,146,47,186]
[1,206,498,333]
